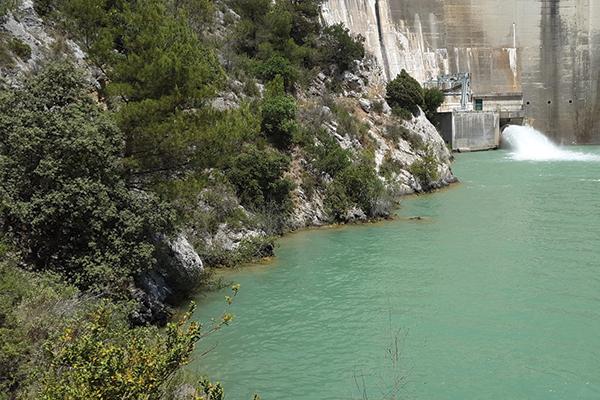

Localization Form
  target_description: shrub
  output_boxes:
[33,0,56,16]
[385,123,424,150]
[0,0,17,17]
[320,23,365,72]
[371,100,385,114]
[0,261,77,397]
[380,154,405,181]
[409,146,440,187]
[255,54,298,91]
[40,301,201,399]
[423,87,444,121]
[391,106,414,121]
[386,69,424,117]
[0,62,174,292]
[326,160,385,220]
[305,129,351,178]
[226,145,294,213]
[8,38,31,61]
[261,78,298,149]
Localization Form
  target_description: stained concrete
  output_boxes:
[323,0,600,143]
[452,111,500,151]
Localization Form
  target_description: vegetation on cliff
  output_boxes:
[386,69,444,122]
[0,0,453,397]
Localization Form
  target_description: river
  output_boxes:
[189,137,600,399]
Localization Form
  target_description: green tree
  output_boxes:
[320,23,365,72]
[256,54,298,91]
[385,69,425,117]
[261,77,298,149]
[95,0,225,180]
[0,62,173,292]
[423,87,444,121]
[226,145,294,213]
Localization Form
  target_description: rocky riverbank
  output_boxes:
[1,0,456,323]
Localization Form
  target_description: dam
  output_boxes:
[322,0,600,144]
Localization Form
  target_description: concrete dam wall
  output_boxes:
[322,0,600,144]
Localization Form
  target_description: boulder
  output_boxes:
[156,234,204,294]
[136,233,204,323]
[359,98,372,113]
[342,207,368,223]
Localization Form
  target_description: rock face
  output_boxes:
[1,1,91,86]
[288,55,456,228]
[134,234,205,324]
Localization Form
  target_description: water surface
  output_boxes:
[190,147,600,399]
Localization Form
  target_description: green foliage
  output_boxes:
[226,145,294,213]
[0,259,241,400]
[261,77,298,149]
[320,23,365,72]
[333,103,370,141]
[230,0,364,92]
[304,129,351,178]
[34,0,57,16]
[55,0,225,181]
[40,301,204,399]
[0,261,77,398]
[423,87,444,121]
[391,106,413,121]
[111,1,224,178]
[198,234,276,268]
[0,62,174,292]
[325,160,385,220]
[0,0,17,17]
[386,69,424,117]
[379,154,405,181]
[409,146,440,187]
[0,36,15,68]
[371,100,385,114]
[255,54,298,91]
[385,123,424,150]
[8,38,32,60]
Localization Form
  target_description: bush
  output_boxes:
[261,78,298,149]
[320,23,365,72]
[226,145,294,213]
[326,160,385,220]
[8,38,32,61]
[0,62,174,292]
[33,0,56,16]
[386,69,424,117]
[39,301,203,399]
[305,129,351,178]
[0,261,77,397]
[409,146,440,187]
[380,154,405,181]
[0,0,17,17]
[385,123,424,150]
[423,87,444,121]
[255,54,298,91]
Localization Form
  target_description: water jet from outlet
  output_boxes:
[501,125,600,161]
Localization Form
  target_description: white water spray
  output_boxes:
[501,125,600,161]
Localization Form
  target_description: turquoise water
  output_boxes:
[190,148,600,399]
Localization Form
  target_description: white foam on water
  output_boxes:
[501,125,600,162]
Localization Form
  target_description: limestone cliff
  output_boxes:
[0,0,455,319]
